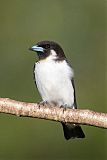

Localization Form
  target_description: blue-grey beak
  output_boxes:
[29,45,44,52]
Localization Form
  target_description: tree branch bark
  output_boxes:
[0,98,107,128]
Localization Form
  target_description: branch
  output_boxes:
[0,98,107,129]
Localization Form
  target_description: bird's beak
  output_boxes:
[29,45,44,52]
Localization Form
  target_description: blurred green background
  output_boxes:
[0,0,106,160]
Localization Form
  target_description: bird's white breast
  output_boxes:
[34,58,74,107]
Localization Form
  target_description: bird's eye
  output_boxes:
[45,44,50,49]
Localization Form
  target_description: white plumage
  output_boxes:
[34,52,74,107]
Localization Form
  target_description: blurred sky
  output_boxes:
[0,0,106,160]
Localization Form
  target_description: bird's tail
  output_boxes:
[61,122,85,140]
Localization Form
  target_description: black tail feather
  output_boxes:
[61,123,85,140]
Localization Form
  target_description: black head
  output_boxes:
[29,40,66,61]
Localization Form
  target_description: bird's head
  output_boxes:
[29,41,66,61]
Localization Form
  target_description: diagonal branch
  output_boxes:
[0,98,107,128]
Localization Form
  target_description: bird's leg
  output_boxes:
[60,104,68,111]
[39,100,48,106]
[60,104,73,111]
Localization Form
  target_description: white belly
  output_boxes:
[34,60,74,107]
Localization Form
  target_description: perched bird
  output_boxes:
[29,40,85,140]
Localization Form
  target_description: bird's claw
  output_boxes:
[39,101,48,106]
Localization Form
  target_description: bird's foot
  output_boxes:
[60,104,67,111]
[39,101,48,106]
[60,104,73,112]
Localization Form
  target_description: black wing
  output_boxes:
[71,78,77,109]
[33,63,37,88]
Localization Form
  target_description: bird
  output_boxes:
[29,40,85,140]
